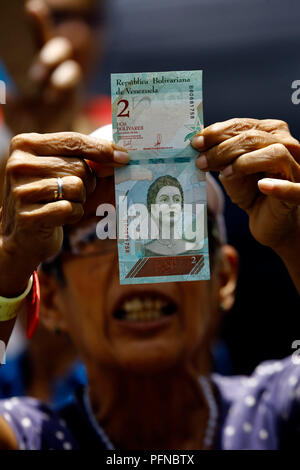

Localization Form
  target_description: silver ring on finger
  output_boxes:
[54,177,64,201]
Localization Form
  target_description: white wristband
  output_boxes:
[0,276,33,322]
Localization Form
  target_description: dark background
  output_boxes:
[91,0,300,375]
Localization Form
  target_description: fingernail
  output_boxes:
[196,155,208,170]
[220,165,233,177]
[40,37,72,67]
[113,150,129,163]
[191,135,205,149]
[258,178,278,190]
[50,60,81,90]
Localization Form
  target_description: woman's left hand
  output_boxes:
[191,118,300,254]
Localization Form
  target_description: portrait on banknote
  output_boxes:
[144,174,202,257]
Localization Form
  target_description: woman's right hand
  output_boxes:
[0,132,129,297]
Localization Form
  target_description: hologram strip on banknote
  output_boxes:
[111,70,210,284]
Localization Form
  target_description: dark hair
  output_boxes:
[147,175,184,214]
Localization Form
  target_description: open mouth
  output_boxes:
[113,292,178,322]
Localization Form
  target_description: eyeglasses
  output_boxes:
[64,221,117,258]
[61,214,222,260]
[42,215,222,283]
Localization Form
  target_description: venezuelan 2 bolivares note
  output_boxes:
[111,70,210,284]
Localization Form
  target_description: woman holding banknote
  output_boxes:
[0,118,298,450]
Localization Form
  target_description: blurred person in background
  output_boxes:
[0,0,111,404]
[0,0,110,182]
[0,118,298,449]
[1,0,109,138]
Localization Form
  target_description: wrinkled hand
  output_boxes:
[0,132,128,296]
[3,0,82,135]
[191,118,300,252]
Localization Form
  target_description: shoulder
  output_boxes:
[212,356,300,449]
[0,396,78,450]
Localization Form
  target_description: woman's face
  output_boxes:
[41,182,237,377]
[56,251,220,374]
[152,185,182,227]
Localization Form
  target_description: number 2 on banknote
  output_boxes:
[117,99,130,117]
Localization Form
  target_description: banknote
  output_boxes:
[111,70,210,284]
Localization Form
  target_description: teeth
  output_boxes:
[144,298,153,310]
[124,298,143,312]
[155,299,167,309]
[116,296,176,321]
[124,309,162,321]
[123,297,166,312]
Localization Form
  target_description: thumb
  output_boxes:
[25,0,54,47]
[258,178,300,206]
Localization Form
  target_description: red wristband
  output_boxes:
[26,271,40,339]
